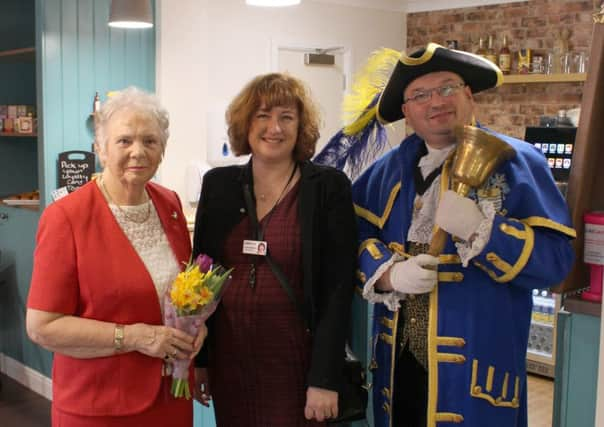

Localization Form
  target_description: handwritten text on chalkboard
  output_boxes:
[57,151,95,193]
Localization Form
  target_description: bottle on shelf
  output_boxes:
[498,34,511,74]
[93,92,101,114]
[476,37,486,58]
[485,35,498,65]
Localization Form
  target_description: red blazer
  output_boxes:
[28,181,191,416]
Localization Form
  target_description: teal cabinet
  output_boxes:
[1,0,156,380]
[553,309,601,427]
[194,402,216,427]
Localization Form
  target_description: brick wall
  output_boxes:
[407,0,598,138]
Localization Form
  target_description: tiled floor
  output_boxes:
[0,372,555,427]
[0,374,51,427]
[527,374,554,427]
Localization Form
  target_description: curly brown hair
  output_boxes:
[226,73,321,161]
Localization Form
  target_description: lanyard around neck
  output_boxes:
[250,162,298,241]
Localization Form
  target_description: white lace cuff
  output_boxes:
[455,200,496,267]
[362,255,406,312]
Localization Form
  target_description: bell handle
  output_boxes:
[428,228,448,258]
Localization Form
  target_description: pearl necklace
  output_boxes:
[99,177,151,224]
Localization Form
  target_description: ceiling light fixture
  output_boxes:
[108,0,153,29]
[246,0,301,7]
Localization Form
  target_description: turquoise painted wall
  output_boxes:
[0,208,46,374]
[0,0,156,379]
[38,0,155,205]
[0,0,42,372]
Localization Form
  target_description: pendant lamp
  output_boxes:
[246,0,301,6]
[108,0,153,29]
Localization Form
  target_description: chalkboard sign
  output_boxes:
[57,151,95,193]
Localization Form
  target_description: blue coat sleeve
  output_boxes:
[352,154,406,294]
[470,134,576,290]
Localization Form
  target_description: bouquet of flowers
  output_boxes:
[164,253,233,399]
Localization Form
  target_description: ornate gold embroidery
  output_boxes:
[436,337,466,347]
[438,272,464,282]
[521,216,576,238]
[435,412,464,423]
[356,270,367,283]
[436,353,466,364]
[380,317,394,329]
[469,359,520,408]
[354,182,401,229]
[359,238,384,257]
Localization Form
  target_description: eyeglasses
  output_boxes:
[404,82,466,104]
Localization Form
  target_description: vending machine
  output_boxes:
[527,289,559,377]
[524,126,577,377]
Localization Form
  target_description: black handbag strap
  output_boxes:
[242,183,310,332]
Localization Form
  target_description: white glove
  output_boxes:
[389,254,439,294]
[435,190,485,241]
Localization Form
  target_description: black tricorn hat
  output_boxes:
[376,42,503,123]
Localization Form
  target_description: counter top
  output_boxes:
[0,200,40,211]
[562,295,602,318]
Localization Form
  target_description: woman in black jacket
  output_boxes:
[193,73,357,426]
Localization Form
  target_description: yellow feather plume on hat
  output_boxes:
[342,48,400,135]
[313,47,401,178]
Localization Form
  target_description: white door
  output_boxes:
[277,47,347,154]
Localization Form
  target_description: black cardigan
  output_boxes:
[193,160,357,391]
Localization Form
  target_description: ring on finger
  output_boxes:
[171,349,178,357]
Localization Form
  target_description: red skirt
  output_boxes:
[51,378,192,427]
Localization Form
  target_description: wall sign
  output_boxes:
[57,151,95,193]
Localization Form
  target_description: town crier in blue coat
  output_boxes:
[352,43,576,427]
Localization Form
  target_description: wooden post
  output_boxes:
[554,19,604,294]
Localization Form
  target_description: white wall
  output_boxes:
[156,0,405,212]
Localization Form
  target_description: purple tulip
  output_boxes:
[195,253,213,273]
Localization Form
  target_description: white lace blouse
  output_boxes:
[108,201,181,313]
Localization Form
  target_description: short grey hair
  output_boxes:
[94,86,169,150]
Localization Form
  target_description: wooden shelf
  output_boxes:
[503,73,587,84]
[0,131,37,137]
[0,47,35,63]
[0,200,40,211]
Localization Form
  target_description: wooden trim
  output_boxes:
[0,132,37,137]
[503,73,586,84]
[563,296,602,318]
[554,23,604,294]
[0,47,35,62]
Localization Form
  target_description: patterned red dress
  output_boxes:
[209,183,324,426]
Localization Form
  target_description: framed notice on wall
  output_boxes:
[57,151,95,193]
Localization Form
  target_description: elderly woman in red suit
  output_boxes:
[26,87,206,427]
